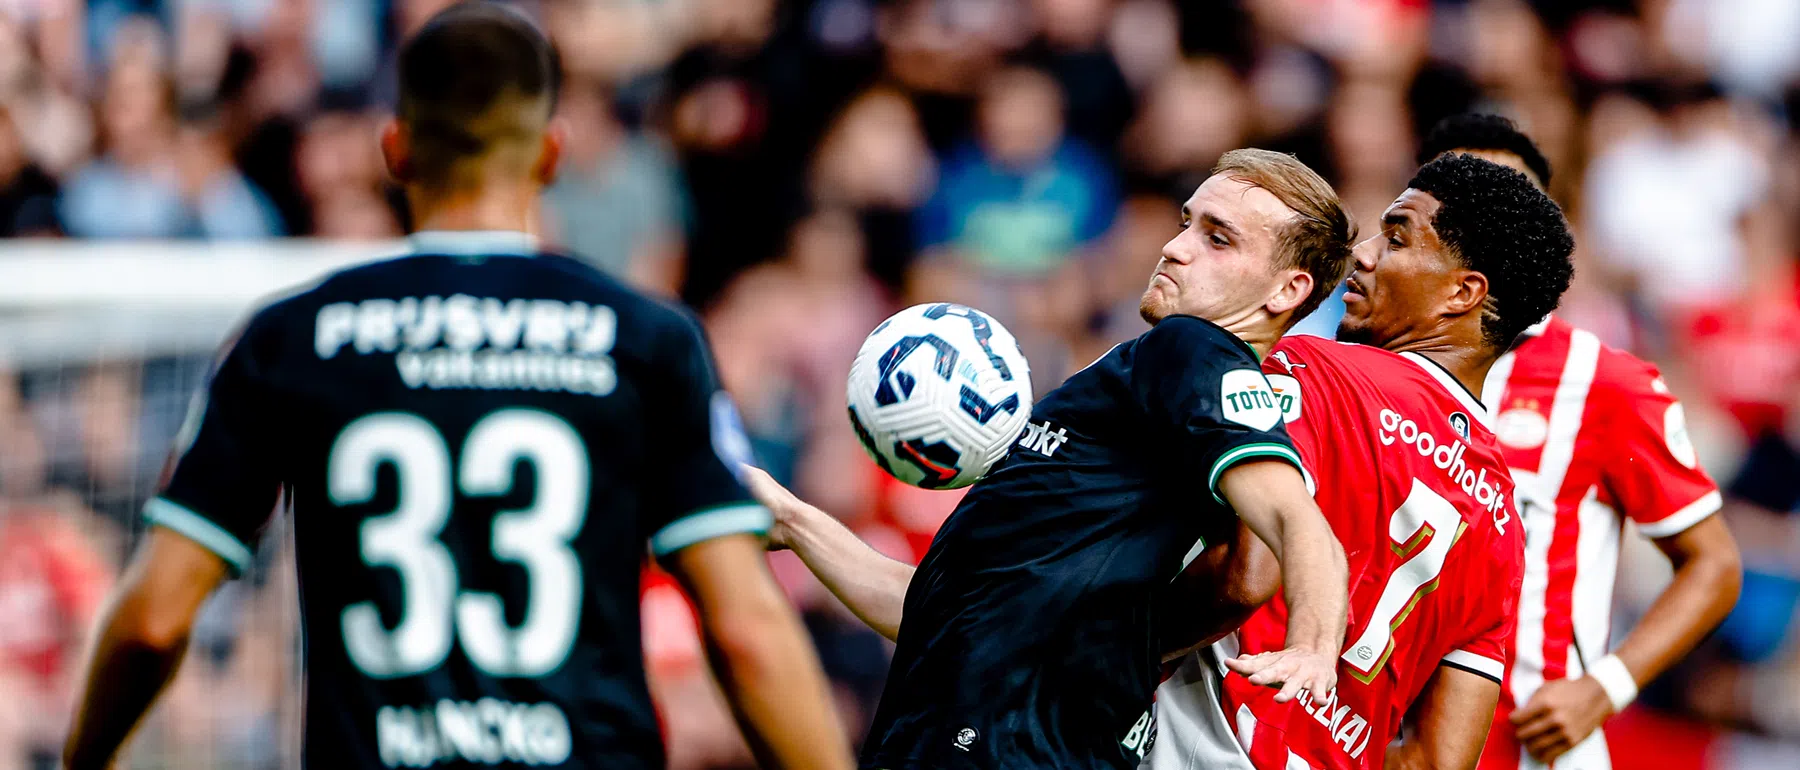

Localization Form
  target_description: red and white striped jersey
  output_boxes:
[1476,316,1721,770]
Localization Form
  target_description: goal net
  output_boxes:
[0,240,400,770]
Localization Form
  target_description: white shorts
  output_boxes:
[1142,638,1258,770]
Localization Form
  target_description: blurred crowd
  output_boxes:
[4,0,1800,768]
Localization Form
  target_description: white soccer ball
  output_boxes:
[847,303,1033,489]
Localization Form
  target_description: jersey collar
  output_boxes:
[1398,351,1494,431]
[408,230,539,257]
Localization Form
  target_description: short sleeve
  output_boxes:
[1442,542,1521,686]
[642,312,770,559]
[144,313,286,576]
[1131,316,1302,505]
[1599,363,1721,539]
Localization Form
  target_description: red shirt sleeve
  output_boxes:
[1596,356,1721,539]
[1442,542,1520,685]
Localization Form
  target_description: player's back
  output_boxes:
[146,234,764,769]
[1222,337,1524,770]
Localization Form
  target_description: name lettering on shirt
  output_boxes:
[314,296,619,396]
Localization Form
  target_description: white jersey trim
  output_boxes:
[1635,490,1723,539]
[144,496,255,574]
[408,230,540,257]
[1442,649,1506,684]
[1398,352,1493,430]
[650,503,772,557]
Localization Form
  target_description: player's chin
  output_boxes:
[1335,316,1374,345]
[1138,289,1171,324]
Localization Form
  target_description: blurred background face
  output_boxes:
[1140,174,1294,325]
[1336,189,1463,349]
[978,67,1065,168]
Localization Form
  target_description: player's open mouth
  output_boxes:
[1344,276,1368,301]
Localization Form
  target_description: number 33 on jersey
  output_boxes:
[142,246,771,770]
[1222,336,1525,770]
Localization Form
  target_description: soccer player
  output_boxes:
[1418,113,1743,770]
[1148,153,1576,770]
[61,5,853,770]
[746,149,1353,769]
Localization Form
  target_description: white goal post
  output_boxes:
[0,239,409,366]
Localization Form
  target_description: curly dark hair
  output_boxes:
[1416,114,1553,188]
[1407,154,1574,350]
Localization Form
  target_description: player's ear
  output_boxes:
[380,118,412,183]
[1265,269,1313,317]
[1446,268,1490,316]
[534,118,566,187]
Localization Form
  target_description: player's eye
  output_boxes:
[1388,235,1404,249]
[1210,233,1229,247]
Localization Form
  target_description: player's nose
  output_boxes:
[1352,235,1381,272]
[1160,234,1193,265]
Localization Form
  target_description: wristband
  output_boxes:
[1587,654,1638,712]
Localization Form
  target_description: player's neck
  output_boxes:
[407,183,539,236]
[1220,318,1281,361]
[1393,341,1496,402]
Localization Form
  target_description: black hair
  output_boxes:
[396,1,560,187]
[1407,154,1574,350]
[1416,113,1553,188]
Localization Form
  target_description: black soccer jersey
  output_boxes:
[861,314,1302,770]
[145,231,768,770]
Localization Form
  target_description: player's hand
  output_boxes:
[1223,646,1338,703]
[739,465,802,551]
[1511,675,1613,763]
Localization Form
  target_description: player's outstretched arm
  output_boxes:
[665,533,856,770]
[742,466,914,641]
[64,529,230,770]
[1512,514,1740,762]
[1216,459,1348,703]
[1386,665,1501,770]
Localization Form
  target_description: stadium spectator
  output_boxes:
[58,52,186,239]
[543,80,689,292]
[0,104,59,236]
[916,64,1116,278]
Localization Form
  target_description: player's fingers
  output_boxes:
[1222,654,1267,676]
[1510,700,1548,724]
[1273,677,1303,703]
[1513,714,1561,742]
[1241,656,1288,686]
[1524,732,1568,762]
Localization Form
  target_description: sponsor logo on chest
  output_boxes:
[1379,408,1510,527]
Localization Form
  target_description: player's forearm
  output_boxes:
[1386,743,1429,770]
[64,593,195,770]
[1272,509,1348,654]
[1391,666,1498,770]
[1611,521,1742,692]
[784,503,914,642]
[1219,460,1348,655]
[703,609,855,770]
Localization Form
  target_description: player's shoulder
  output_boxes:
[1591,337,1671,401]
[1136,314,1260,366]
[1268,334,1405,371]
